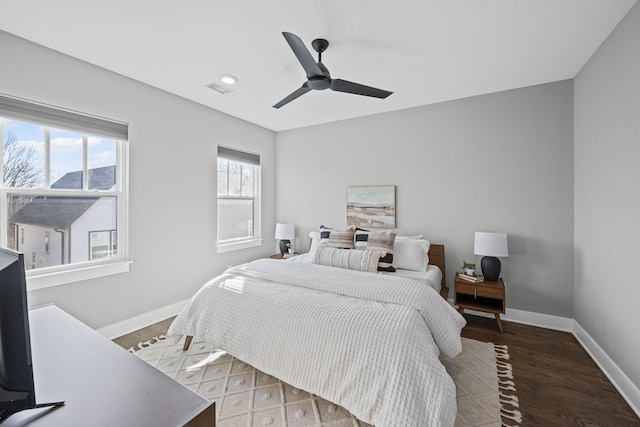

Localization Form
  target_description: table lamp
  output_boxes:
[275,223,295,255]
[474,232,508,282]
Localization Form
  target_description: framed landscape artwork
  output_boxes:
[346,185,396,228]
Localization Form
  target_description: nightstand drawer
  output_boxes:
[456,282,504,298]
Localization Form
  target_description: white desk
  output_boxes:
[4,304,215,426]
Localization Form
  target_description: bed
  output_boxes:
[168,243,465,427]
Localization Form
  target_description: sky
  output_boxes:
[3,118,116,185]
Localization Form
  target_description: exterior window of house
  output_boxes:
[0,94,129,289]
[111,230,117,253]
[217,146,262,252]
[89,230,116,260]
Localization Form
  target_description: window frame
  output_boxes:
[0,96,130,290]
[216,146,262,253]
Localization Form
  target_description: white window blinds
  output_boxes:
[0,94,128,140]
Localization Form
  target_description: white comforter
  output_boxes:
[168,259,466,427]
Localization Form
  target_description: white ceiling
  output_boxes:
[0,0,636,131]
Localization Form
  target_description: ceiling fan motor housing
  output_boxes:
[308,76,331,90]
[308,62,331,90]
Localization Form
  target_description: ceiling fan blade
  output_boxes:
[330,79,393,99]
[273,83,311,109]
[282,32,324,79]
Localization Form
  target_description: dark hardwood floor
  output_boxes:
[114,314,640,426]
[461,314,640,426]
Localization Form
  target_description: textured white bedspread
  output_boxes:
[168,259,466,427]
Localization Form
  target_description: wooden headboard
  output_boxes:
[427,244,449,299]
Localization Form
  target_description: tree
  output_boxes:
[3,130,42,248]
[3,130,42,188]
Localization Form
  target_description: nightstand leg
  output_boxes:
[495,313,504,334]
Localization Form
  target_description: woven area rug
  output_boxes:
[131,336,521,427]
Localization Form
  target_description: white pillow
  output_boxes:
[393,239,430,271]
[396,234,424,240]
[308,231,325,253]
[313,247,382,273]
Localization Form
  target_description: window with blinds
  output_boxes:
[217,145,262,252]
[0,94,129,287]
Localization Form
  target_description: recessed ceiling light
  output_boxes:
[220,74,238,85]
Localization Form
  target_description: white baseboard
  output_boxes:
[447,299,574,332]
[502,307,574,332]
[572,321,640,418]
[97,299,190,340]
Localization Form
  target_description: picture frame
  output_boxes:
[346,185,396,228]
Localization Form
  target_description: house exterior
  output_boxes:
[11,166,117,270]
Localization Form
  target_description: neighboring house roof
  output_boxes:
[11,165,116,229]
[51,165,116,190]
[12,197,100,229]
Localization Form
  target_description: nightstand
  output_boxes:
[454,273,506,333]
[270,253,298,260]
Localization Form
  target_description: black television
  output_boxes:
[0,247,63,423]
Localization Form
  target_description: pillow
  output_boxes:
[354,228,369,250]
[308,231,324,253]
[396,234,424,240]
[313,247,382,273]
[393,239,430,271]
[319,226,332,245]
[354,229,397,272]
[328,226,355,249]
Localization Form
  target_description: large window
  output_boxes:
[0,94,129,289]
[217,146,261,252]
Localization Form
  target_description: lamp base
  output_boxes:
[481,256,501,282]
[279,239,290,256]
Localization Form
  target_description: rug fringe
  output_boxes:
[493,343,522,427]
[499,390,520,407]
[497,360,515,380]
[496,360,511,369]
[494,345,510,360]
[498,382,516,391]
[501,407,523,424]
[127,334,167,353]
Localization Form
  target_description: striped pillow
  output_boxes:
[313,247,382,273]
[328,226,355,249]
[354,229,397,272]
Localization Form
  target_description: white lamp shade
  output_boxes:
[275,223,295,240]
[474,232,509,257]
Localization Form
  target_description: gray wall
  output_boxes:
[0,31,277,329]
[574,3,640,387]
[276,81,574,317]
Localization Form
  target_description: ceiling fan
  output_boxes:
[273,32,393,109]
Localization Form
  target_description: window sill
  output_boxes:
[217,238,263,254]
[26,260,132,291]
